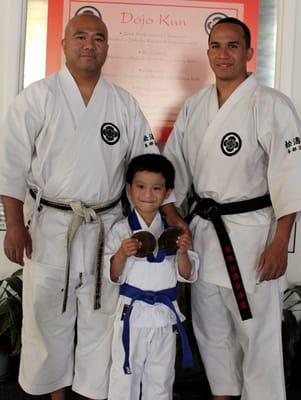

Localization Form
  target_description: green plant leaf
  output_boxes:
[282,309,298,356]
[0,317,11,335]
[289,286,301,298]
[284,286,301,309]
[5,276,22,298]
[11,269,23,278]
[7,296,22,328]
[0,303,10,316]
[0,269,23,355]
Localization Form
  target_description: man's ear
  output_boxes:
[61,38,66,52]
[247,47,254,62]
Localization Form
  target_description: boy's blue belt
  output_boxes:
[120,283,193,374]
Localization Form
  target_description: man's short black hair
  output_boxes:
[209,17,251,48]
[126,154,175,190]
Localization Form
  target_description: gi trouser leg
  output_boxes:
[191,279,286,400]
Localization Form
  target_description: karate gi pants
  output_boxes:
[19,206,119,399]
[108,324,176,400]
[191,279,286,400]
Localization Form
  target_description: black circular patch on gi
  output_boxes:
[101,123,120,145]
[204,12,228,35]
[221,132,242,156]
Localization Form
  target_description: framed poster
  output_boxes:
[46,0,259,142]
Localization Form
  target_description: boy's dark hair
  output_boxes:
[126,154,175,189]
[209,17,251,48]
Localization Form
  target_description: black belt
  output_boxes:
[189,193,272,321]
[29,188,121,213]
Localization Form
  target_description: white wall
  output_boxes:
[0,0,27,279]
[275,0,301,285]
[0,0,27,124]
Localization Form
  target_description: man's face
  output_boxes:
[62,15,109,77]
[207,23,253,84]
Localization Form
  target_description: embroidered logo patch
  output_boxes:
[204,12,228,35]
[144,132,155,148]
[285,137,301,154]
[221,132,241,156]
[101,123,120,145]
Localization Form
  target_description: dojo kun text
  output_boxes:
[120,12,186,28]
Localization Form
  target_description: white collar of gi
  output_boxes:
[134,209,164,239]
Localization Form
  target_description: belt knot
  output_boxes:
[70,201,97,223]
[195,198,219,220]
[143,291,156,305]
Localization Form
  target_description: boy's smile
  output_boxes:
[127,171,171,225]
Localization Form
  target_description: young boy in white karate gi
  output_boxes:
[104,154,199,400]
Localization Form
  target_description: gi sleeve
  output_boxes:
[257,89,301,219]
[163,102,193,207]
[103,220,132,285]
[0,82,46,201]
[123,95,176,204]
[124,96,159,164]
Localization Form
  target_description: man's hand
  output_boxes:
[257,213,296,281]
[2,195,32,266]
[161,203,191,236]
[4,225,32,266]
[257,238,288,281]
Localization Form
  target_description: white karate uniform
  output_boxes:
[0,66,158,399]
[164,74,301,399]
[103,210,199,400]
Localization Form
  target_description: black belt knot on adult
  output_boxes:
[188,193,272,321]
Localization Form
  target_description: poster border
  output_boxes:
[46,0,259,76]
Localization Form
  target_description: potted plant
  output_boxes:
[282,285,301,391]
[0,269,23,381]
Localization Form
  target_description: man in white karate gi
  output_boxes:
[163,17,301,400]
[0,12,160,400]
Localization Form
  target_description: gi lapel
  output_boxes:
[58,66,86,129]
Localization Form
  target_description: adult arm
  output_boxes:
[256,91,301,280]
[2,196,32,266]
[162,102,193,235]
[160,203,190,236]
[0,82,45,201]
[257,213,295,281]
[125,95,159,162]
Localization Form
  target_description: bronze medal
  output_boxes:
[132,231,156,257]
[158,227,181,253]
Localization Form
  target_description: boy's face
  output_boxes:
[127,171,171,221]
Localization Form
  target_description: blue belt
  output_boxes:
[120,283,193,374]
